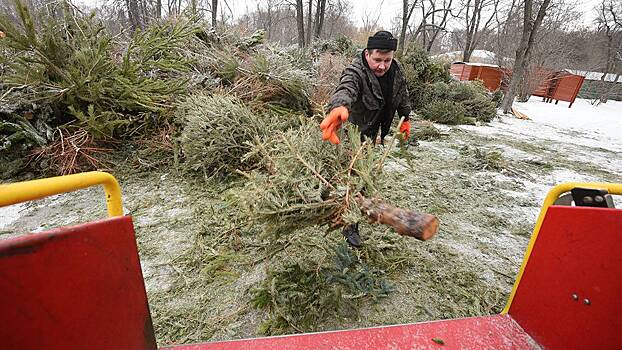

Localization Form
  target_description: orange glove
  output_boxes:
[399,120,411,139]
[320,106,349,145]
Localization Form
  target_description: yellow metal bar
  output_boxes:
[0,171,123,217]
[502,182,622,314]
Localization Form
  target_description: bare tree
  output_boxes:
[501,0,553,113]
[361,0,384,34]
[313,0,327,39]
[398,0,418,56]
[411,0,455,53]
[126,0,143,30]
[595,0,622,103]
[305,0,312,44]
[295,0,305,47]
[492,0,519,67]
[324,0,356,38]
[211,0,217,26]
[461,0,499,62]
[155,0,161,19]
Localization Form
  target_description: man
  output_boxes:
[320,30,412,247]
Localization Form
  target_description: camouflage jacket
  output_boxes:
[327,50,411,139]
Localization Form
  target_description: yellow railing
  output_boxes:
[0,171,123,217]
[502,182,622,314]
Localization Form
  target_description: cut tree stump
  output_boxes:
[357,196,439,241]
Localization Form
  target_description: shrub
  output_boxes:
[420,100,468,125]
[413,121,442,141]
[401,46,450,110]
[461,94,497,122]
[492,89,504,107]
[177,94,263,176]
[448,80,487,102]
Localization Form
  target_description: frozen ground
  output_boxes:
[1,97,621,345]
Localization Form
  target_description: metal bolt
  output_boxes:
[583,196,593,204]
[571,294,579,301]
[594,195,604,203]
[584,299,591,305]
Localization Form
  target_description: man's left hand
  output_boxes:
[399,120,411,139]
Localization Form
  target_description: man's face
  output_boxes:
[365,49,395,77]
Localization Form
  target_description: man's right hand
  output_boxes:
[320,106,349,145]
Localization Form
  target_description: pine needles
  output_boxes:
[250,242,395,335]
[176,93,301,177]
[0,1,198,138]
[28,127,112,175]
[236,119,382,237]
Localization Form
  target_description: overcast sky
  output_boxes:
[230,0,601,30]
[74,0,601,29]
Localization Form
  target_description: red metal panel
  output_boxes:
[162,314,539,350]
[450,63,465,81]
[551,74,585,104]
[0,216,157,350]
[478,67,503,91]
[509,206,622,349]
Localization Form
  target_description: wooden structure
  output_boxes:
[532,71,585,108]
[450,62,506,92]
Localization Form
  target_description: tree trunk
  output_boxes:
[211,0,218,27]
[501,0,552,114]
[155,0,161,19]
[314,0,326,39]
[306,0,312,45]
[599,27,614,103]
[295,0,306,48]
[357,196,439,241]
[398,0,417,57]
[463,0,478,62]
[126,0,142,31]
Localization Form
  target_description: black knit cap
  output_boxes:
[366,31,398,51]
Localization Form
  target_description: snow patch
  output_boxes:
[0,203,26,230]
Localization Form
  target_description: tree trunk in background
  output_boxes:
[398,0,417,57]
[155,0,161,19]
[501,0,552,114]
[211,0,218,27]
[462,0,498,62]
[313,0,326,39]
[306,0,312,45]
[295,0,306,48]
[426,0,452,53]
[126,0,142,31]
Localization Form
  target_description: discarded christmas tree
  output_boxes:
[236,117,438,240]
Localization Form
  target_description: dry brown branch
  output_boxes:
[28,128,112,175]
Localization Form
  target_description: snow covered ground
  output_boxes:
[2,98,621,229]
[512,98,622,151]
[1,96,621,343]
[461,97,622,209]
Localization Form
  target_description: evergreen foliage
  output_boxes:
[250,242,394,335]
[177,93,298,177]
[311,35,358,57]
[413,121,443,141]
[420,81,497,124]
[401,46,497,124]
[236,119,383,237]
[421,100,469,125]
[401,46,451,110]
[0,1,197,138]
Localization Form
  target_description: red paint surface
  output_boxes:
[0,216,157,350]
[509,206,622,349]
[162,314,538,350]
[551,74,585,105]
[450,63,505,91]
